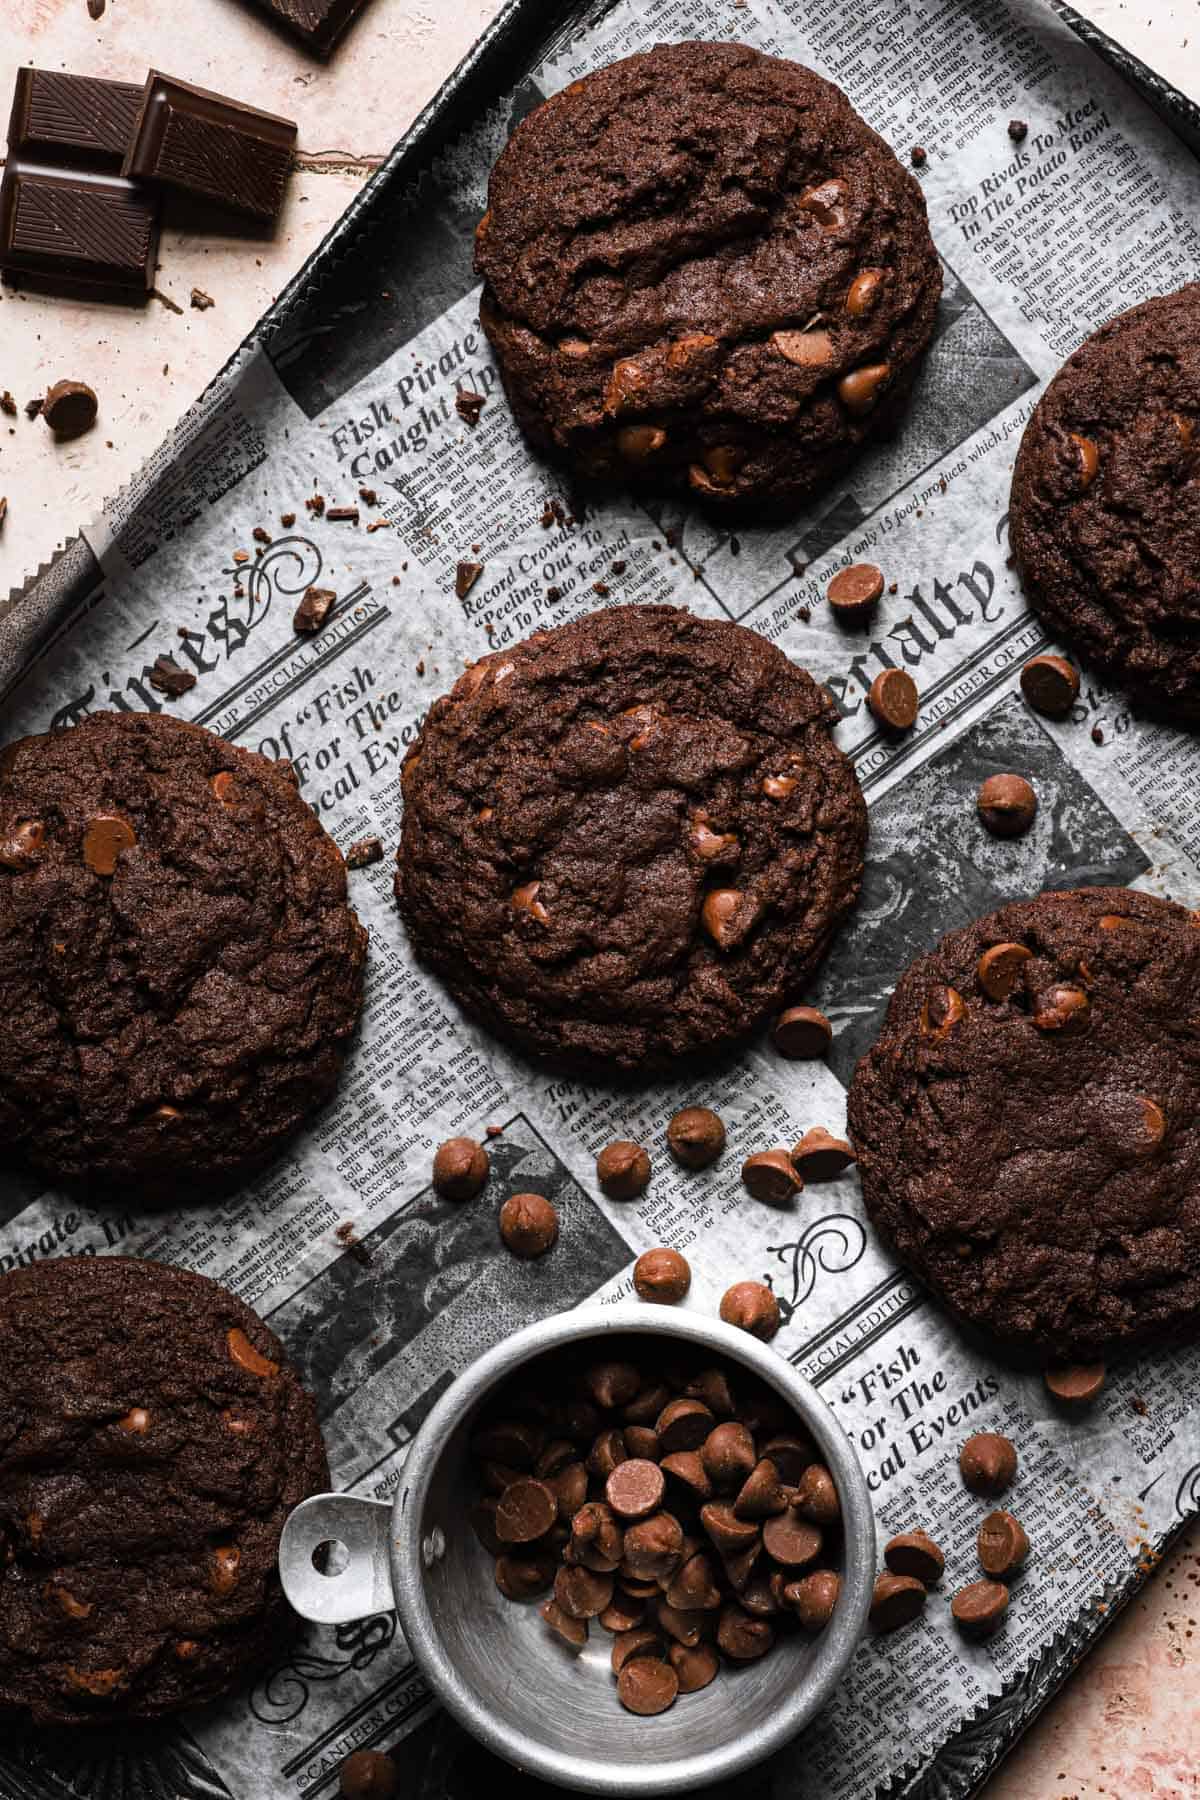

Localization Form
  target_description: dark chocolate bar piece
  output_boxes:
[122,72,296,224]
[246,0,371,58]
[0,159,159,292]
[8,69,143,168]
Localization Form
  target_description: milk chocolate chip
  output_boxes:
[762,1507,822,1568]
[617,1655,678,1714]
[772,1005,832,1059]
[884,1530,944,1584]
[719,1281,781,1342]
[496,1478,558,1544]
[555,1563,614,1619]
[785,1569,840,1630]
[655,1398,713,1455]
[339,1750,399,1799]
[669,1640,719,1692]
[432,1136,489,1201]
[977,1510,1029,1579]
[978,942,1033,1000]
[790,1129,856,1181]
[741,1149,803,1204]
[82,814,136,876]
[717,1602,773,1660]
[499,1193,559,1257]
[867,669,918,731]
[541,1597,588,1647]
[1020,654,1079,718]
[0,819,44,870]
[42,379,98,440]
[793,1464,840,1525]
[606,1459,665,1521]
[959,1432,1017,1495]
[827,562,884,619]
[586,1361,641,1409]
[870,1571,926,1632]
[734,1458,789,1521]
[596,1140,651,1200]
[977,774,1036,837]
[633,1248,691,1304]
[226,1327,278,1379]
[1044,1362,1105,1404]
[951,1578,1009,1637]
[700,1422,756,1491]
[838,363,890,414]
[1031,985,1090,1036]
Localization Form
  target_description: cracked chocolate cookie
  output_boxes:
[0,712,367,1199]
[848,887,1200,1359]
[0,1255,329,1726]
[1010,284,1200,718]
[395,604,866,1070]
[474,40,941,511]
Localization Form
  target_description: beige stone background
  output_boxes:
[2,0,1199,1794]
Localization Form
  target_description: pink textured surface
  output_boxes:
[2,0,1200,1792]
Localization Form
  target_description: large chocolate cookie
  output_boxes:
[475,41,941,511]
[396,604,866,1070]
[1010,284,1200,718]
[0,1255,328,1726]
[848,887,1200,1359]
[0,712,366,1198]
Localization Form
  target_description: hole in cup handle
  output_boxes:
[278,1493,395,1625]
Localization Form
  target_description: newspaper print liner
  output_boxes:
[3,1,1200,1797]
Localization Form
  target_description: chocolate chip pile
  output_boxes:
[870,1430,1029,1639]
[469,1344,843,1715]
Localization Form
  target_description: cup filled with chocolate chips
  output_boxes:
[279,1305,873,1793]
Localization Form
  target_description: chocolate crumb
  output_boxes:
[87,0,107,20]
[252,527,271,545]
[888,582,898,594]
[280,512,296,527]
[416,659,425,676]
[1008,120,1028,142]
[177,625,203,641]
[358,487,378,505]
[546,585,562,602]
[391,576,401,587]
[305,494,326,517]
[664,529,678,548]
[147,655,196,699]
[911,145,927,166]
[0,393,14,417]
[24,397,43,421]
[1091,724,1105,745]
[190,288,215,311]
[232,549,250,565]
[729,536,741,557]
[293,586,337,634]
[593,581,610,597]
[456,560,484,599]
[798,604,810,622]
[455,389,485,426]
[1130,1395,1148,1416]
[366,519,391,532]
[0,497,8,528]
[345,837,384,870]
[326,506,360,524]
[611,560,627,574]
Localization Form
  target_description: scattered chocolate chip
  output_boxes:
[345,837,383,870]
[432,1136,489,1201]
[959,1431,1017,1495]
[456,560,484,599]
[499,1192,559,1257]
[1044,1362,1105,1404]
[1020,654,1079,718]
[633,1248,691,1305]
[771,1005,832,1059]
[42,380,98,440]
[790,1129,855,1181]
[868,668,919,732]
[827,562,884,619]
[951,1578,1009,1638]
[741,1149,803,1205]
[293,586,337,634]
[719,1281,780,1342]
[147,655,197,698]
[596,1140,651,1200]
[190,288,215,310]
[339,1749,398,1799]
[884,1530,944,1584]
[977,773,1036,837]
[870,1570,926,1632]
[666,1106,725,1169]
[977,1510,1029,1579]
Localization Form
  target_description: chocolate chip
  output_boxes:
[617,1655,678,1714]
[846,269,884,316]
[117,1406,150,1434]
[771,328,835,367]
[793,1464,840,1525]
[623,1380,672,1425]
[586,1361,641,1409]
[455,389,485,426]
[549,1463,588,1522]
[599,1593,645,1633]
[656,1600,705,1646]
[870,1571,926,1632]
[495,1553,556,1600]
[757,1433,814,1483]
[1020,654,1079,718]
[717,1602,773,1660]
[868,668,918,731]
[432,1136,489,1201]
[718,1281,780,1342]
[339,1750,399,1799]
[761,1507,822,1568]
[621,1512,684,1582]
[473,1419,543,1468]
[498,1192,558,1257]
[209,1546,240,1595]
[665,1551,722,1612]
[661,1451,713,1503]
[596,1140,651,1200]
[610,1624,665,1672]
[1044,1362,1105,1404]
[1070,431,1100,487]
[959,1431,1017,1495]
[606,1459,665,1521]
[496,1478,558,1544]
[669,1640,719,1693]
[951,1578,1009,1638]
[839,363,892,415]
[555,1562,613,1619]
[623,1425,660,1462]
[226,1327,278,1378]
[42,380,98,440]
[294,586,337,634]
[977,772,1037,837]
[921,983,965,1037]
[571,1501,623,1571]
[790,1129,856,1181]
[978,941,1033,1000]
[541,1597,588,1647]
[741,1148,803,1204]
[771,1005,832,1059]
[784,1569,841,1630]
[977,1510,1030,1579]
[82,814,136,877]
[685,1367,737,1416]
[0,819,44,871]
[147,655,196,698]
[633,1249,691,1305]
[655,1398,713,1455]
[666,1106,725,1168]
[618,424,667,460]
[827,562,884,619]
[1031,985,1090,1036]
[345,837,383,869]
[455,560,484,598]
[587,1428,628,1481]
[884,1530,944,1584]
[734,1458,789,1521]
[700,1423,756,1491]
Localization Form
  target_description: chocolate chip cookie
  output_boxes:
[475,41,941,510]
[848,887,1200,1359]
[395,604,866,1070]
[0,712,367,1198]
[1010,284,1200,718]
[0,1255,328,1726]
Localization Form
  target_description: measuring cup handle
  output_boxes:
[278,1492,395,1624]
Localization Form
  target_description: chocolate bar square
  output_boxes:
[122,72,297,224]
[9,69,143,168]
[0,158,159,293]
[245,0,371,58]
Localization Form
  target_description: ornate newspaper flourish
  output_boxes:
[3,2,1200,1796]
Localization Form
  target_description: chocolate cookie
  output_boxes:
[0,1255,329,1726]
[0,712,366,1198]
[395,605,866,1070]
[475,41,941,510]
[848,887,1200,1358]
[1010,284,1200,718]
